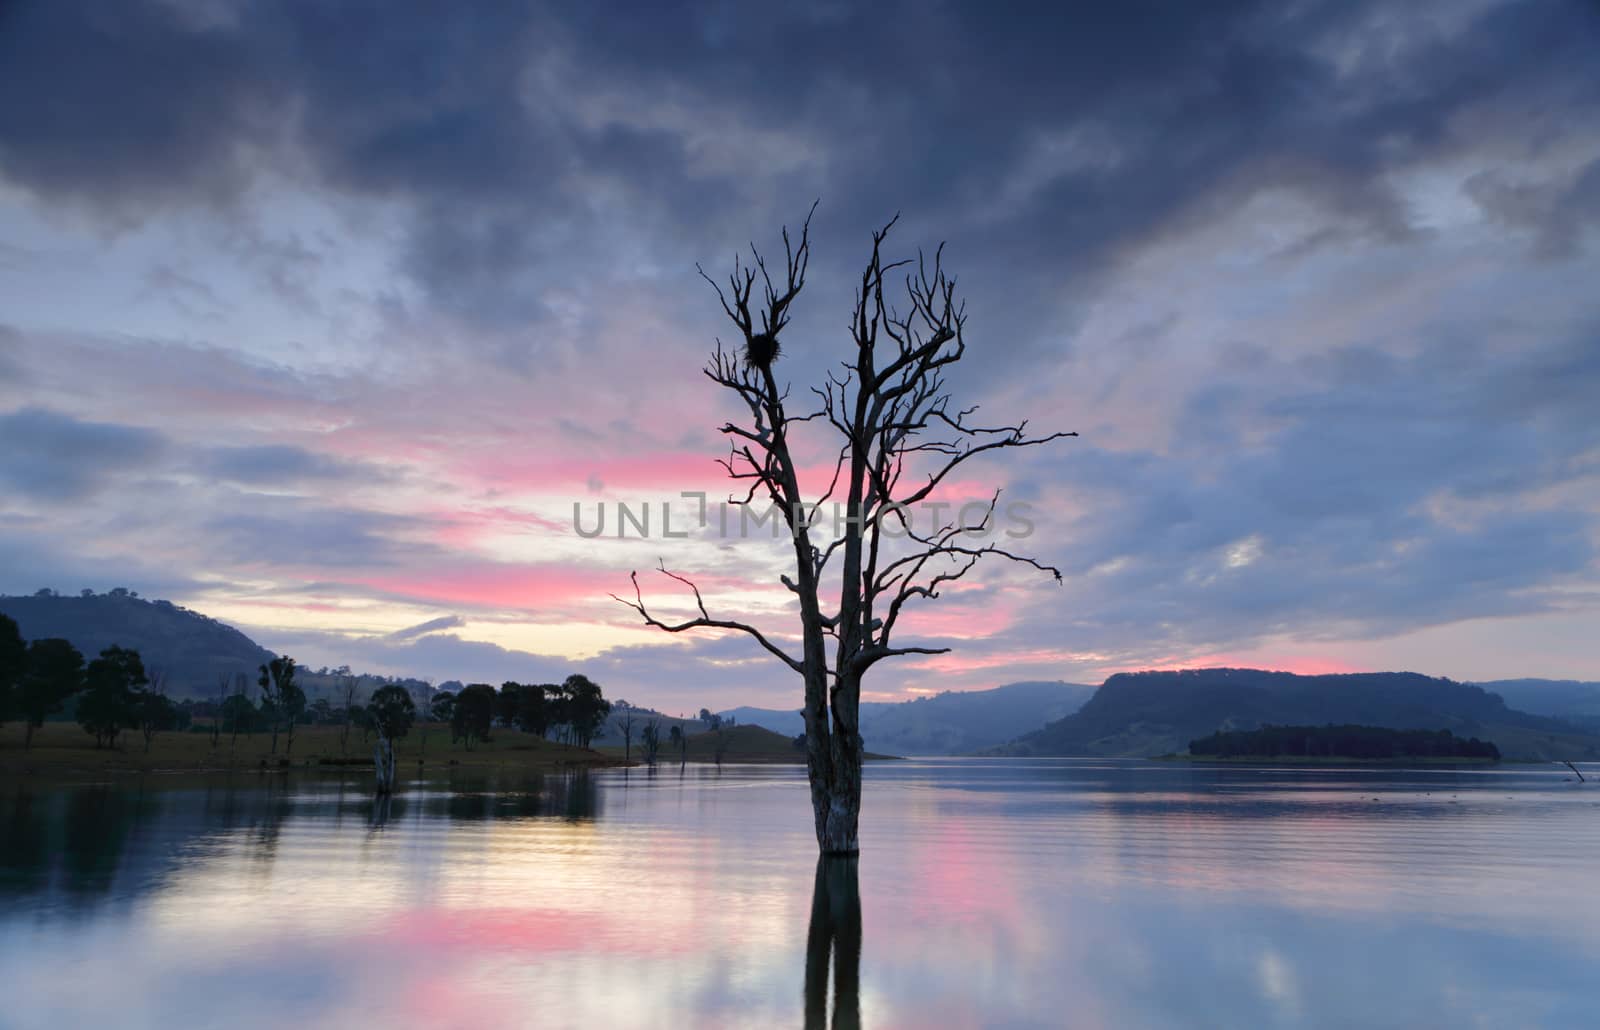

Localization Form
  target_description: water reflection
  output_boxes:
[805,855,861,1030]
[1,759,1597,1029]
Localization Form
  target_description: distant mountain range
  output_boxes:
[1472,679,1600,732]
[724,680,1097,756]
[0,590,274,697]
[7,592,1598,762]
[1000,668,1600,762]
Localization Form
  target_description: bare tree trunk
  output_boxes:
[340,676,357,754]
[24,722,34,750]
[812,701,862,854]
[373,734,397,794]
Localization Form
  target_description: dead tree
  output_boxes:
[641,717,662,765]
[212,674,229,748]
[618,706,637,762]
[619,208,1072,853]
[339,674,360,754]
[230,672,248,756]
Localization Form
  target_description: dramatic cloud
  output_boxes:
[1,0,1597,706]
[0,407,167,501]
[386,616,467,643]
[195,444,396,487]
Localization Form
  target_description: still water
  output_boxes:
[2,758,1597,1029]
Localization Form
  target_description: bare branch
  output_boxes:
[613,562,804,674]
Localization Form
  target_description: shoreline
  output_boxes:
[1157,753,1503,766]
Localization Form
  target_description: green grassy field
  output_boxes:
[0,721,625,778]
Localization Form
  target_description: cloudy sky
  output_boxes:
[1,0,1597,710]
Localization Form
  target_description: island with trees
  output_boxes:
[1186,724,1502,762]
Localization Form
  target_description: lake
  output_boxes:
[2,758,1597,1029]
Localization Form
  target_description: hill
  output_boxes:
[723,680,1096,756]
[1474,679,1600,731]
[0,590,274,697]
[1001,668,1600,762]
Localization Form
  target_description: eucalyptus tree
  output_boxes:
[0,614,24,728]
[257,655,303,755]
[564,674,611,748]
[620,210,1071,853]
[452,684,496,747]
[80,645,145,749]
[640,717,662,765]
[17,637,85,748]
[367,685,415,794]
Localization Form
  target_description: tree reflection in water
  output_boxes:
[805,854,861,1030]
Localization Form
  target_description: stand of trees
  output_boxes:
[442,676,613,749]
[1189,724,1501,760]
[257,655,305,756]
[0,616,188,751]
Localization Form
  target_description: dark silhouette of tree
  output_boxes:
[617,704,637,761]
[368,685,415,794]
[79,645,146,749]
[221,688,260,740]
[493,681,521,728]
[514,683,550,736]
[452,684,496,748]
[17,637,85,748]
[227,671,249,753]
[619,209,1071,852]
[257,655,304,755]
[564,674,611,747]
[641,718,662,765]
[210,674,230,748]
[700,707,724,731]
[430,690,456,724]
[136,668,180,752]
[0,614,24,729]
[545,681,573,743]
[338,673,361,754]
[669,722,687,766]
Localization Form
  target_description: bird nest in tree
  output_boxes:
[744,332,781,370]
